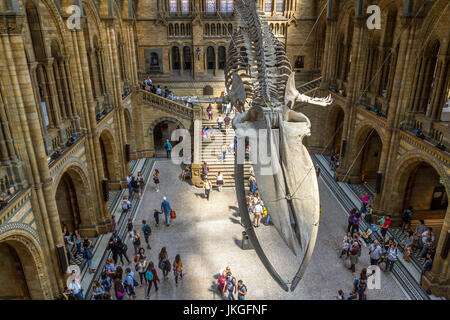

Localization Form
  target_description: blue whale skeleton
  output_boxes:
[176,0,332,291]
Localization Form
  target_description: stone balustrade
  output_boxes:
[140,89,195,120]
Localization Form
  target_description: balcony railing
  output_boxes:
[140,89,194,120]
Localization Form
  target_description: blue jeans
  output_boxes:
[88,259,93,269]
[164,212,171,225]
[75,242,82,255]
[265,214,270,225]
[218,122,222,130]
[222,152,226,160]
[227,290,235,300]
[238,296,245,300]
[205,189,210,200]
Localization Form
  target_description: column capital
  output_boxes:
[0,12,25,35]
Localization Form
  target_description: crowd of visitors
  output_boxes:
[217,266,247,300]
[142,76,175,101]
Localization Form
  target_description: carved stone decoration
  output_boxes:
[0,13,25,35]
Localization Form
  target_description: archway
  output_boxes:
[153,121,181,157]
[99,130,118,181]
[0,237,45,300]
[394,158,448,243]
[329,106,345,156]
[350,125,383,187]
[55,166,95,235]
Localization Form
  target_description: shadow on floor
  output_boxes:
[228,205,240,217]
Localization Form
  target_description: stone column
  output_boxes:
[52,60,67,120]
[429,57,448,120]
[0,14,65,295]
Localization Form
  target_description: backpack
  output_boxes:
[143,225,151,236]
[145,270,154,281]
[116,286,125,298]
[227,277,236,291]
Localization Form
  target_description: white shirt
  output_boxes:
[217,116,223,123]
[69,280,81,294]
[253,204,263,214]
[217,174,223,181]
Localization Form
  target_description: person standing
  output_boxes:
[384,243,398,272]
[253,200,263,228]
[131,176,140,200]
[153,169,160,192]
[221,143,227,162]
[401,206,413,233]
[161,196,172,226]
[207,104,213,121]
[348,241,360,273]
[71,229,82,256]
[248,175,257,195]
[114,278,126,300]
[380,215,391,240]
[420,253,433,285]
[203,178,212,201]
[217,114,223,131]
[137,171,145,199]
[163,139,172,158]
[217,271,228,297]
[82,237,95,273]
[68,276,83,299]
[123,268,136,300]
[350,213,361,236]
[226,272,237,300]
[237,280,247,300]
[369,240,382,266]
[347,209,356,233]
[201,162,209,180]
[173,254,183,286]
[111,215,118,238]
[142,220,152,249]
[224,114,231,130]
[217,171,224,192]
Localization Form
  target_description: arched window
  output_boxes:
[228,23,233,34]
[206,0,216,13]
[270,23,273,31]
[217,23,221,36]
[275,24,279,35]
[276,0,284,13]
[172,46,181,70]
[264,0,273,13]
[280,24,285,36]
[183,46,192,70]
[211,24,216,36]
[218,46,226,69]
[223,24,227,36]
[207,46,215,70]
[220,0,233,13]
[175,24,179,36]
[169,0,177,13]
[169,24,174,36]
[205,24,210,36]
[181,24,185,36]
[187,24,192,36]
[181,0,189,13]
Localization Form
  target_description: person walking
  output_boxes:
[121,197,131,214]
[350,213,361,236]
[137,171,145,199]
[173,254,183,286]
[145,261,160,299]
[111,215,118,238]
[136,256,148,287]
[153,169,160,192]
[248,175,257,195]
[347,209,356,233]
[201,162,210,180]
[117,238,131,265]
[159,247,171,279]
[420,253,433,285]
[221,143,227,162]
[153,209,162,226]
[82,237,95,273]
[161,196,172,226]
[253,200,263,228]
[163,139,172,158]
[217,114,223,131]
[207,104,213,121]
[114,278,126,300]
[224,114,231,130]
[237,280,247,300]
[127,218,134,239]
[348,241,360,273]
[402,231,414,262]
[142,220,152,249]
[216,171,224,192]
[68,276,83,299]
[203,178,212,200]
[131,176,140,200]
[380,215,392,240]
[132,231,141,255]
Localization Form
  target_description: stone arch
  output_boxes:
[98,128,119,181]
[390,151,449,217]
[123,107,135,153]
[348,122,384,184]
[53,163,97,236]
[149,117,186,156]
[0,230,53,299]
[326,104,346,155]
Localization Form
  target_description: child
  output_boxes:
[334,289,345,300]
[153,209,162,226]
[339,232,352,258]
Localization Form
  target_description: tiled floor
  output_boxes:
[118,159,407,300]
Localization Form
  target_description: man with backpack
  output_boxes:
[123,268,137,300]
[226,272,237,300]
[401,206,413,233]
[161,196,172,226]
[163,139,172,158]
[217,271,228,297]
[142,220,152,249]
[237,280,247,300]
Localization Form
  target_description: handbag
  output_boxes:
[170,210,176,220]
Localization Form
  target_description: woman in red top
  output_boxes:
[217,271,228,296]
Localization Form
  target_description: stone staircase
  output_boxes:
[297,77,322,94]
[201,104,252,187]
